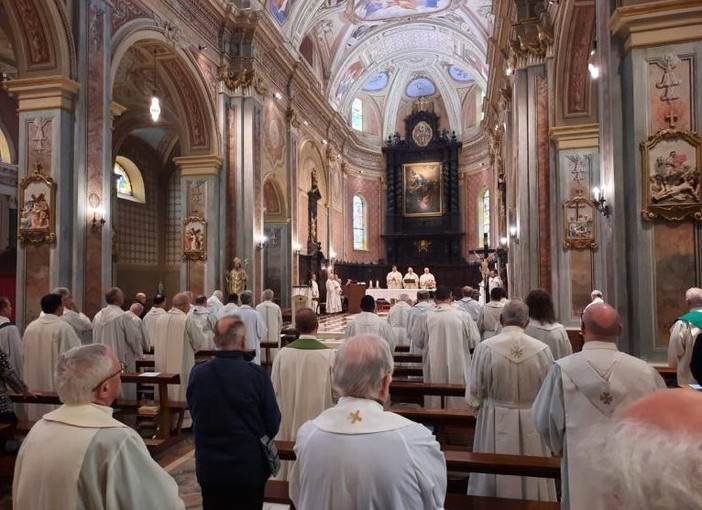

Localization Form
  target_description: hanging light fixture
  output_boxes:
[150,47,161,122]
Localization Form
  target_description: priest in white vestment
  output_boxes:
[419,267,436,290]
[325,274,342,313]
[206,290,224,317]
[235,291,267,365]
[0,297,23,377]
[455,286,481,322]
[13,344,185,510]
[477,287,506,340]
[346,295,396,351]
[256,289,283,364]
[290,334,446,510]
[387,294,412,347]
[153,293,206,428]
[217,293,240,319]
[468,299,556,501]
[126,302,149,354]
[52,287,93,344]
[488,270,503,292]
[407,290,434,354]
[667,287,702,384]
[142,294,167,351]
[310,274,320,314]
[271,308,334,481]
[414,287,479,408]
[402,267,419,289]
[386,265,403,289]
[532,303,666,510]
[93,288,142,400]
[23,294,81,420]
[188,295,217,350]
[524,289,573,360]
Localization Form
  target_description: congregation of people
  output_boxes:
[0,277,700,509]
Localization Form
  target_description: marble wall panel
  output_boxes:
[464,170,490,250]
[647,54,692,133]
[536,74,552,292]
[569,249,593,320]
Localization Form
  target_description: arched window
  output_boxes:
[352,194,367,250]
[351,98,363,131]
[478,188,490,245]
[113,155,146,203]
[0,127,12,163]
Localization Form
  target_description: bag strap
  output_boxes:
[209,360,264,441]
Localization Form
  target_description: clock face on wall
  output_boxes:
[412,121,433,147]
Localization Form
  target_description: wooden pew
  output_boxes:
[395,352,422,363]
[390,380,465,408]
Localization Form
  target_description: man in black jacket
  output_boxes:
[187,316,281,510]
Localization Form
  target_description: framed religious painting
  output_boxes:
[17,163,57,245]
[640,129,702,221]
[563,190,597,250]
[182,215,207,261]
[403,162,443,217]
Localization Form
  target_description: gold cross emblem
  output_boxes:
[600,392,613,405]
[349,410,362,424]
[510,345,524,359]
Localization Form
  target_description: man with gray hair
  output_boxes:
[206,290,224,316]
[236,290,267,365]
[188,295,217,350]
[406,290,434,353]
[668,287,702,384]
[13,344,184,509]
[455,286,481,322]
[126,302,149,353]
[93,287,141,400]
[387,293,412,348]
[256,289,283,362]
[290,334,446,509]
[467,299,556,501]
[51,287,93,342]
[532,303,665,510]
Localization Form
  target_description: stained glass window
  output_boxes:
[351,98,363,131]
[353,194,367,250]
[481,190,490,246]
[114,162,133,197]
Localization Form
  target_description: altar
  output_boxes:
[365,288,419,302]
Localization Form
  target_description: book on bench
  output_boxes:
[138,403,160,416]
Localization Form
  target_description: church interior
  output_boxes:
[0,0,700,507]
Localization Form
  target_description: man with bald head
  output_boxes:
[532,303,665,510]
[152,292,206,428]
[668,287,702,384]
[271,308,334,480]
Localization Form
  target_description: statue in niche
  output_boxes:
[307,169,322,251]
[226,257,248,295]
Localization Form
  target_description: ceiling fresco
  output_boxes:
[275,0,492,140]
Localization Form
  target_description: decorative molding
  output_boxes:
[173,154,222,176]
[550,124,600,150]
[218,65,268,97]
[17,163,57,246]
[5,76,80,112]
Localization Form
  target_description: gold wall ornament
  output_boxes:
[217,66,268,96]
[563,189,598,250]
[17,163,57,245]
[182,215,207,261]
[414,239,432,253]
[640,128,702,222]
[285,107,300,128]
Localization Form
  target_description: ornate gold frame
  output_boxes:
[182,215,207,261]
[17,164,57,245]
[563,189,597,250]
[640,129,702,221]
[403,162,443,217]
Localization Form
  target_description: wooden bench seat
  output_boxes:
[390,381,465,408]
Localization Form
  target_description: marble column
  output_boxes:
[5,76,80,328]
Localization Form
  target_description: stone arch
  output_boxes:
[263,174,287,221]
[2,0,74,78]
[110,27,218,157]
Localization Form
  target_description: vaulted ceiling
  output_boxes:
[270,0,493,141]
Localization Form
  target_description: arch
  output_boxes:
[114,155,146,203]
[477,187,490,246]
[263,174,288,220]
[352,193,368,251]
[0,123,14,163]
[2,0,74,78]
[110,27,219,157]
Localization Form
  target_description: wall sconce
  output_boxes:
[509,225,519,244]
[293,242,301,254]
[592,187,611,218]
[256,234,268,250]
[588,40,599,80]
[500,236,508,247]
[88,193,106,232]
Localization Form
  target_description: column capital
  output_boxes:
[549,124,600,150]
[173,155,223,176]
[5,75,80,112]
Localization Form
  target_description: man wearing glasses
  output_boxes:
[13,344,185,509]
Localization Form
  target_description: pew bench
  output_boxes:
[390,380,465,408]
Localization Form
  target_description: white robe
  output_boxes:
[387,301,412,347]
[403,272,418,289]
[290,397,446,510]
[455,297,481,322]
[419,272,436,290]
[488,275,503,291]
[142,306,167,351]
[22,314,81,420]
[188,305,217,350]
[152,308,206,427]
[477,300,504,340]
[414,303,479,408]
[126,311,149,354]
[325,279,342,313]
[386,270,403,289]
[13,403,184,510]
[310,280,320,313]
[467,326,556,501]
[532,341,666,510]
[407,301,434,354]
[256,300,283,364]
[345,312,396,351]
[235,305,267,365]
[217,302,239,320]
[525,319,573,360]
[0,317,23,378]
[668,308,702,384]
[206,294,223,316]
[61,309,93,345]
[271,337,335,480]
